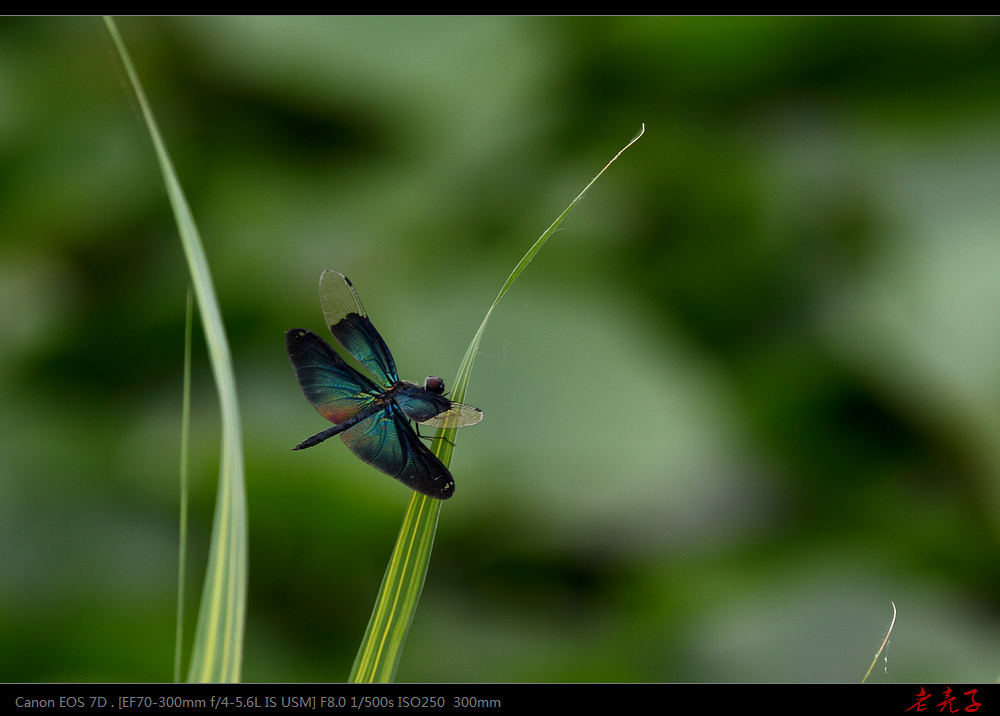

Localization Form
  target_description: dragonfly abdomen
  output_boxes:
[293,400,388,450]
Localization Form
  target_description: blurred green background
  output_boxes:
[2,16,999,682]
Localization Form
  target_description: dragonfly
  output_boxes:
[285,270,483,499]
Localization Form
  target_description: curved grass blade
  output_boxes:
[175,288,194,683]
[104,17,248,683]
[349,125,644,683]
[861,601,896,683]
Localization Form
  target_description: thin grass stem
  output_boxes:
[349,125,644,683]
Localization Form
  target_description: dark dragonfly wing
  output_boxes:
[319,269,398,388]
[395,389,485,429]
[341,404,456,499]
[285,328,382,425]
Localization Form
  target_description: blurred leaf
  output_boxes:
[105,17,248,683]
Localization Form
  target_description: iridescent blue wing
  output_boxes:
[341,405,456,499]
[319,270,398,388]
[285,328,382,425]
[395,388,484,429]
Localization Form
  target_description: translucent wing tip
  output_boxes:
[419,403,484,429]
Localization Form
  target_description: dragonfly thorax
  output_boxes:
[393,375,445,397]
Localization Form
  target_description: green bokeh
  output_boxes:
[1,16,999,682]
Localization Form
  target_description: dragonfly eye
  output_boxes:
[424,375,445,394]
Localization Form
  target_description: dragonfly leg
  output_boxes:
[413,423,456,447]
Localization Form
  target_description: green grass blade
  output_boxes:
[861,601,896,683]
[104,17,248,683]
[349,125,644,683]
[348,492,443,683]
[174,288,194,683]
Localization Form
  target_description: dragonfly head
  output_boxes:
[423,375,445,394]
